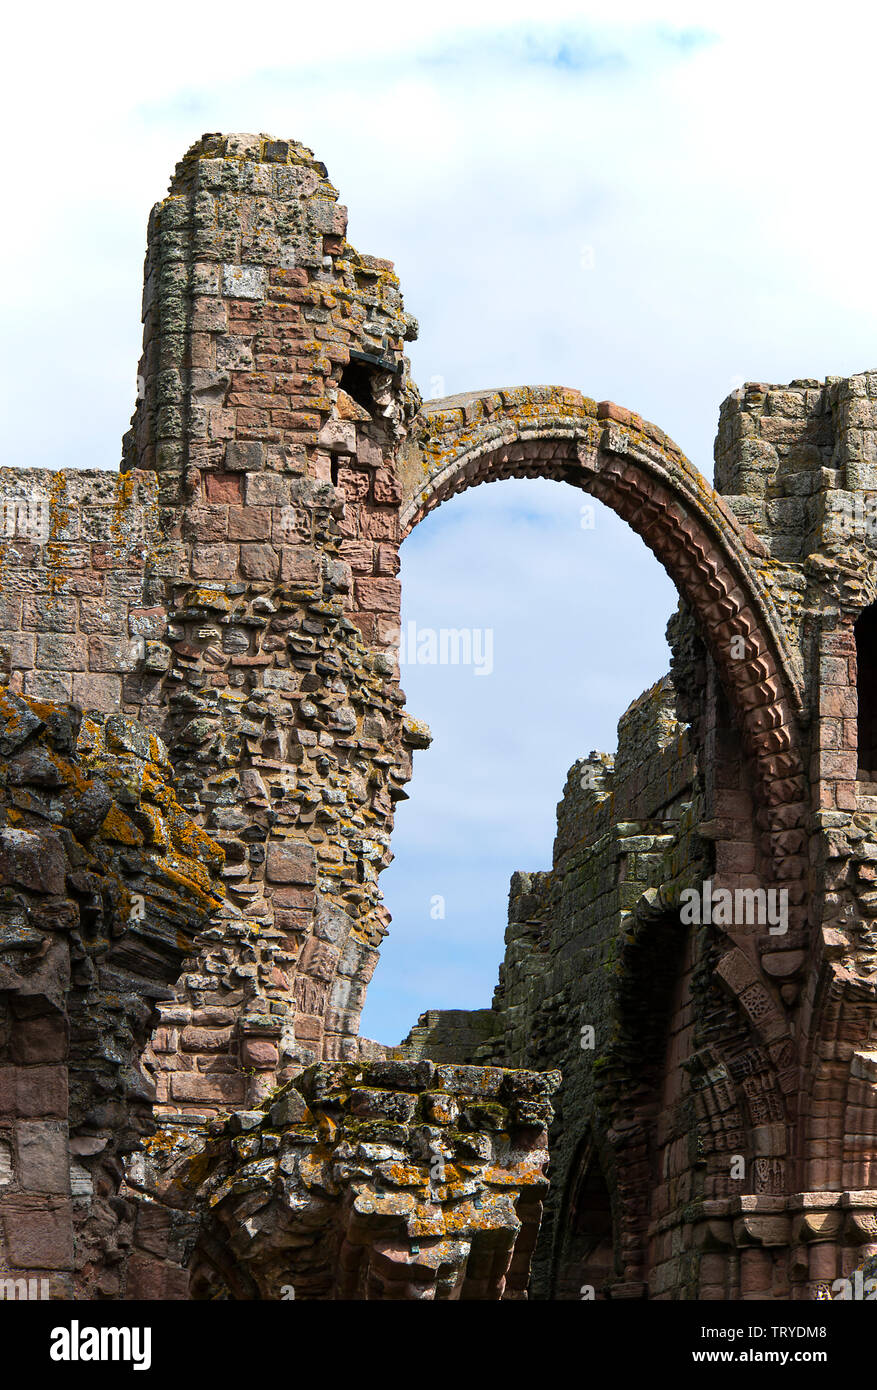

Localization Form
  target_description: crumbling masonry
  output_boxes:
[1,133,877,1299]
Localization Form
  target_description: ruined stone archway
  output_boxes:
[376,390,808,1284]
[397,387,807,908]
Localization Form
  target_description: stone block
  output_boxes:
[205,472,243,504]
[318,420,356,453]
[184,506,228,542]
[11,1014,68,1065]
[14,1121,69,1193]
[225,441,265,471]
[71,672,122,712]
[169,1073,246,1104]
[222,264,265,299]
[2,632,35,671]
[35,634,86,670]
[0,828,66,895]
[180,1027,232,1052]
[241,1040,279,1069]
[354,578,400,613]
[281,546,321,584]
[2,1202,73,1268]
[87,635,138,672]
[244,472,290,506]
[9,1066,68,1119]
[227,506,270,540]
[191,544,238,579]
[21,596,77,632]
[293,1015,322,1043]
[240,543,279,580]
[191,300,228,333]
[266,841,317,885]
[78,597,127,634]
[349,1088,416,1123]
[24,670,72,702]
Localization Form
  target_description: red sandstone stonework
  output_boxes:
[0,134,875,1299]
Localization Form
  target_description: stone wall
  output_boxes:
[0,694,221,1298]
[0,468,157,712]
[130,1058,558,1301]
[122,133,423,1109]
[4,133,877,1298]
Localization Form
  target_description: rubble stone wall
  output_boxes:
[4,135,877,1298]
[0,695,222,1298]
[394,375,877,1299]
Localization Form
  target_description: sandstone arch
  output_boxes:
[399,387,808,901]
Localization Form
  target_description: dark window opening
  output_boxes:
[553,1147,616,1300]
[338,359,374,415]
[856,604,877,779]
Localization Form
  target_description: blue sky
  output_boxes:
[371,481,677,1039]
[3,1,877,1040]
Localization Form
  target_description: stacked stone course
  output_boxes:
[130,1059,558,1301]
[393,374,877,1298]
[2,134,877,1298]
[0,693,222,1297]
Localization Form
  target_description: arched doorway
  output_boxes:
[552,1139,618,1300]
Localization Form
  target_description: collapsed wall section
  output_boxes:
[130,1059,559,1301]
[0,693,222,1298]
[0,468,158,714]
[120,134,429,1113]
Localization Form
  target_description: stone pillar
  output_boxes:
[125,135,423,1114]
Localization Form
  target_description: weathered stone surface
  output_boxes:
[2,133,877,1303]
[136,1061,558,1300]
[265,841,317,885]
[0,693,222,1296]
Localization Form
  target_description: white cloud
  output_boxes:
[7,2,877,470]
